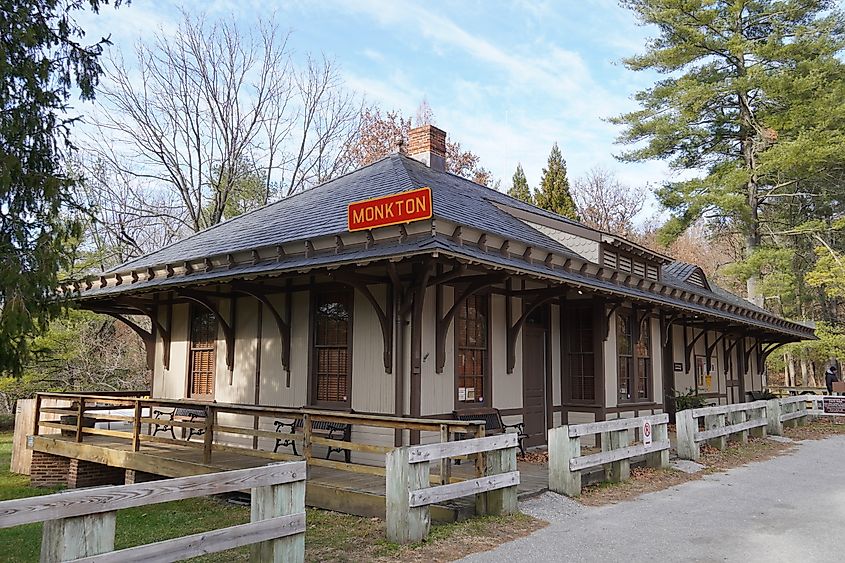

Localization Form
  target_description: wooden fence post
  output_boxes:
[303,414,313,461]
[548,426,581,497]
[41,511,116,562]
[473,425,487,516]
[797,399,808,426]
[675,409,699,461]
[484,445,518,515]
[766,399,783,436]
[203,405,215,464]
[250,474,306,562]
[646,423,670,469]
[386,447,430,544]
[439,424,450,486]
[704,413,726,450]
[604,429,630,482]
[132,401,143,452]
[728,410,748,445]
[750,405,767,438]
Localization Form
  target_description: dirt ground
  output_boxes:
[577,418,845,507]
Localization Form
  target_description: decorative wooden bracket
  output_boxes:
[329,273,393,373]
[103,312,155,371]
[603,302,623,341]
[723,335,744,375]
[663,313,684,347]
[705,332,729,372]
[743,340,761,375]
[435,273,506,374]
[233,285,291,374]
[506,288,563,374]
[759,342,789,375]
[178,290,235,372]
[684,328,709,373]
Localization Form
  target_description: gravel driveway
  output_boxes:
[461,435,845,562]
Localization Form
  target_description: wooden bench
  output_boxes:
[152,407,207,441]
[273,418,352,462]
[452,407,527,456]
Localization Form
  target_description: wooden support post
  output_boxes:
[728,410,748,444]
[797,399,808,426]
[604,429,630,482]
[704,413,726,450]
[33,394,42,437]
[132,401,143,452]
[766,399,783,436]
[675,409,699,461]
[75,398,85,443]
[250,473,306,562]
[750,406,767,438]
[41,511,116,562]
[303,414,312,461]
[484,446,518,515]
[548,426,582,497]
[386,447,430,544]
[203,406,215,464]
[439,424,450,486]
[646,423,670,469]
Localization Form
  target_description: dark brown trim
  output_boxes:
[453,290,493,410]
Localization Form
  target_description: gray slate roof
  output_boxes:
[111,154,580,274]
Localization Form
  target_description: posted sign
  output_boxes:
[823,397,845,415]
[642,420,653,446]
[347,187,432,232]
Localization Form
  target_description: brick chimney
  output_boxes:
[407,125,446,172]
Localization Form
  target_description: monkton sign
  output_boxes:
[347,187,432,232]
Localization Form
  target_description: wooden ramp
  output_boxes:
[31,434,550,522]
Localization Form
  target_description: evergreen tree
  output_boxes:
[507,164,533,204]
[0,1,120,375]
[535,144,577,219]
[612,0,845,304]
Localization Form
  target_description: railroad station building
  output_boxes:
[63,125,815,455]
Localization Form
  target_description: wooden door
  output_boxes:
[523,318,548,447]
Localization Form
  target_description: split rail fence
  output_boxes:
[386,433,520,543]
[0,462,307,562]
[548,414,670,497]
[675,401,768,461]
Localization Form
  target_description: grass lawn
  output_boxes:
[0,432,542,562]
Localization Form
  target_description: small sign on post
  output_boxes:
[823,397,845,415]
[642,420,652,446]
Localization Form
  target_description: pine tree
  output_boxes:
[612,0,845,304]
[507,164,532,204]
[535,144,578,219]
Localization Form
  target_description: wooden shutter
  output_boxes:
[189,308,217,399]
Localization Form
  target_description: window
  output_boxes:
[568,306,595,402]
[312,289,353,406]
[617,309,652,402]
[456,294,489,406]
[188,307,217,399]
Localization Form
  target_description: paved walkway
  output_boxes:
[462,435,845,562]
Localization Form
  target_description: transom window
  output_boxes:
[456,294,489,406]
[188,307,217,399]
[617,309,652,403]
[312,289,353,406]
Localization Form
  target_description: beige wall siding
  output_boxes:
[421,285,454,416]
[352,286,393,414]
[650,316,663,406]
[153,303,189,399]
[215,297,257,405]
[493,293,522,411]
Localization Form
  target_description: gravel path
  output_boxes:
[461,435,845,562]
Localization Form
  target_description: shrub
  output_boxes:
[669,388,709,411]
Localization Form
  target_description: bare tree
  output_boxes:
[573,167,645,235]
[86,13,360,239]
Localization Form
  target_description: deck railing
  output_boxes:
[0,462,306,562]
[31,392,485,481]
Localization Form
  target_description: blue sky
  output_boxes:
[78,0,673,214]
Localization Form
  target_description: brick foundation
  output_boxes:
[30,451,70,488]
[124,469,162,485]
[67,459,125,489]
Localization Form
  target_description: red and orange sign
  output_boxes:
[347,187,432,232]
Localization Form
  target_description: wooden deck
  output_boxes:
[31,433,550,522]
